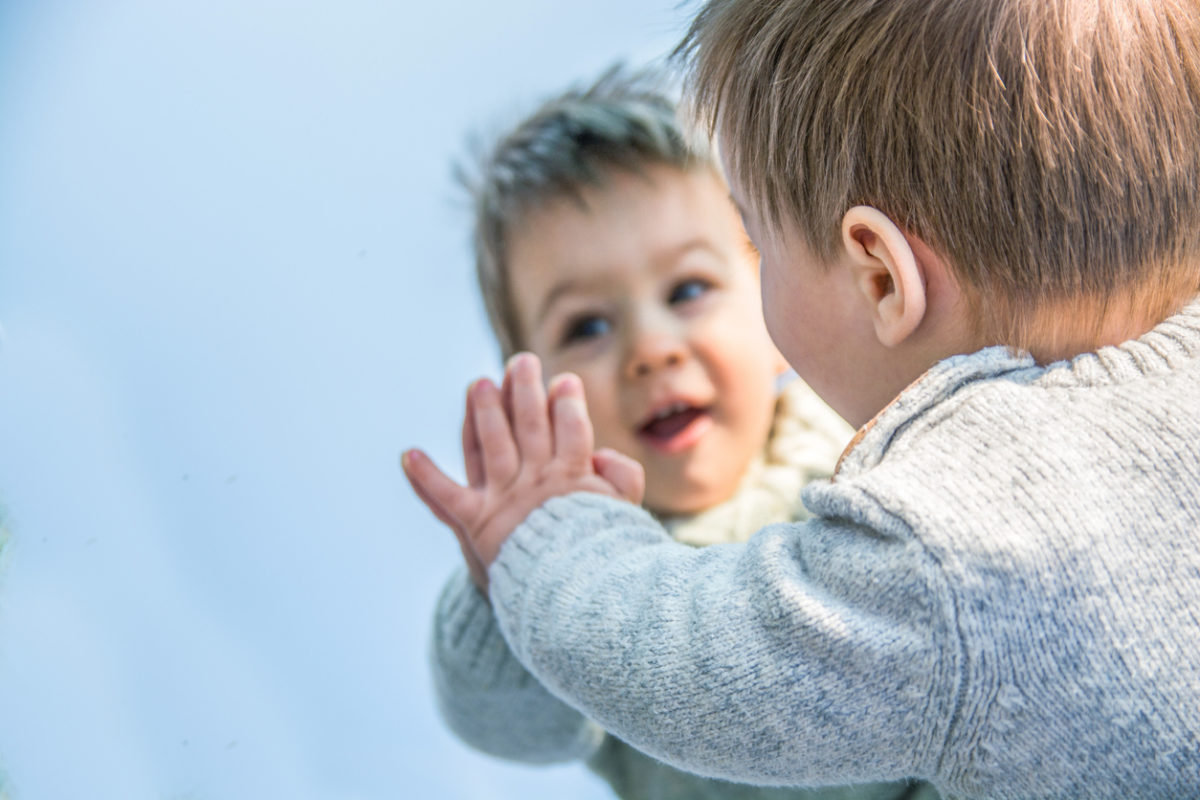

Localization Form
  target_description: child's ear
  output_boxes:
[840,206,928,348]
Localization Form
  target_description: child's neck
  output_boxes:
[1022,287,1194,364]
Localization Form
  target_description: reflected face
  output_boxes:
[507,165,784,515]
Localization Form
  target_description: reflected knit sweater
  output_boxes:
[430,380,936,799]
[488,302,1200,800]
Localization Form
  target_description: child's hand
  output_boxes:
[402,353,644,590]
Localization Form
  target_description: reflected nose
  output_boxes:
[624,322,687,379]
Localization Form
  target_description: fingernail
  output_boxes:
[472,377,494,399]
[549,373,583,404]
[508,352,537,377]
[557,373,582,396]
[400,449,417,471]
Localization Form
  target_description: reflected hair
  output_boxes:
[459,64,715,360]
[678,0,1200,349]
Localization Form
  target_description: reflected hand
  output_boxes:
[402,353,644,591]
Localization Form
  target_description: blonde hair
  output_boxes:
[460,66,714,360]
[679,0,1200,348]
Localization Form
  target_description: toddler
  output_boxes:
[406,2,1200,798]
[419,69,939,800]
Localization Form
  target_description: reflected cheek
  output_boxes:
[589,413,631,455]
[570,373,625,448]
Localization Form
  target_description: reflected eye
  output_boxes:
[668,278,712,305]
[561,314,611,346]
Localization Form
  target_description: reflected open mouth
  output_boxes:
[637,403,713,454]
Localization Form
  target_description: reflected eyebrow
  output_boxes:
[667,237,718,260]
[536,277,585,325]
[535,238,722,323]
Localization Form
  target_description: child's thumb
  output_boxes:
[592,448,645,506]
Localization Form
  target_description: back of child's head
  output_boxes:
[680,0,1200,350]
[460,65,714,360]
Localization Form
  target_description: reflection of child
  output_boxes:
[406,2,1200,797]
[422,70,937,799]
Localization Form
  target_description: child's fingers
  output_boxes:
[461,384,484,489]
[548,372,593,471]
[507,353,552,464]
[592,448,646,505]
[403,447,490,591]
[500,361,515,424]
[401,449,476,529]
[472,378,520,486]
[407,465,460,531]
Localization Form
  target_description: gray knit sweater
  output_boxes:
[430,380,940,799]
[488,301,1200,800]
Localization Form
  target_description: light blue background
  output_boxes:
[0,2,688,797]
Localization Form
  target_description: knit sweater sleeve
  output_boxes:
[488,492,960,787]
[429,566,605,763]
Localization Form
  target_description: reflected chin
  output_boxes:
[642,476,739,519]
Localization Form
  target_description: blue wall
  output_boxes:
[0,2,686,797]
